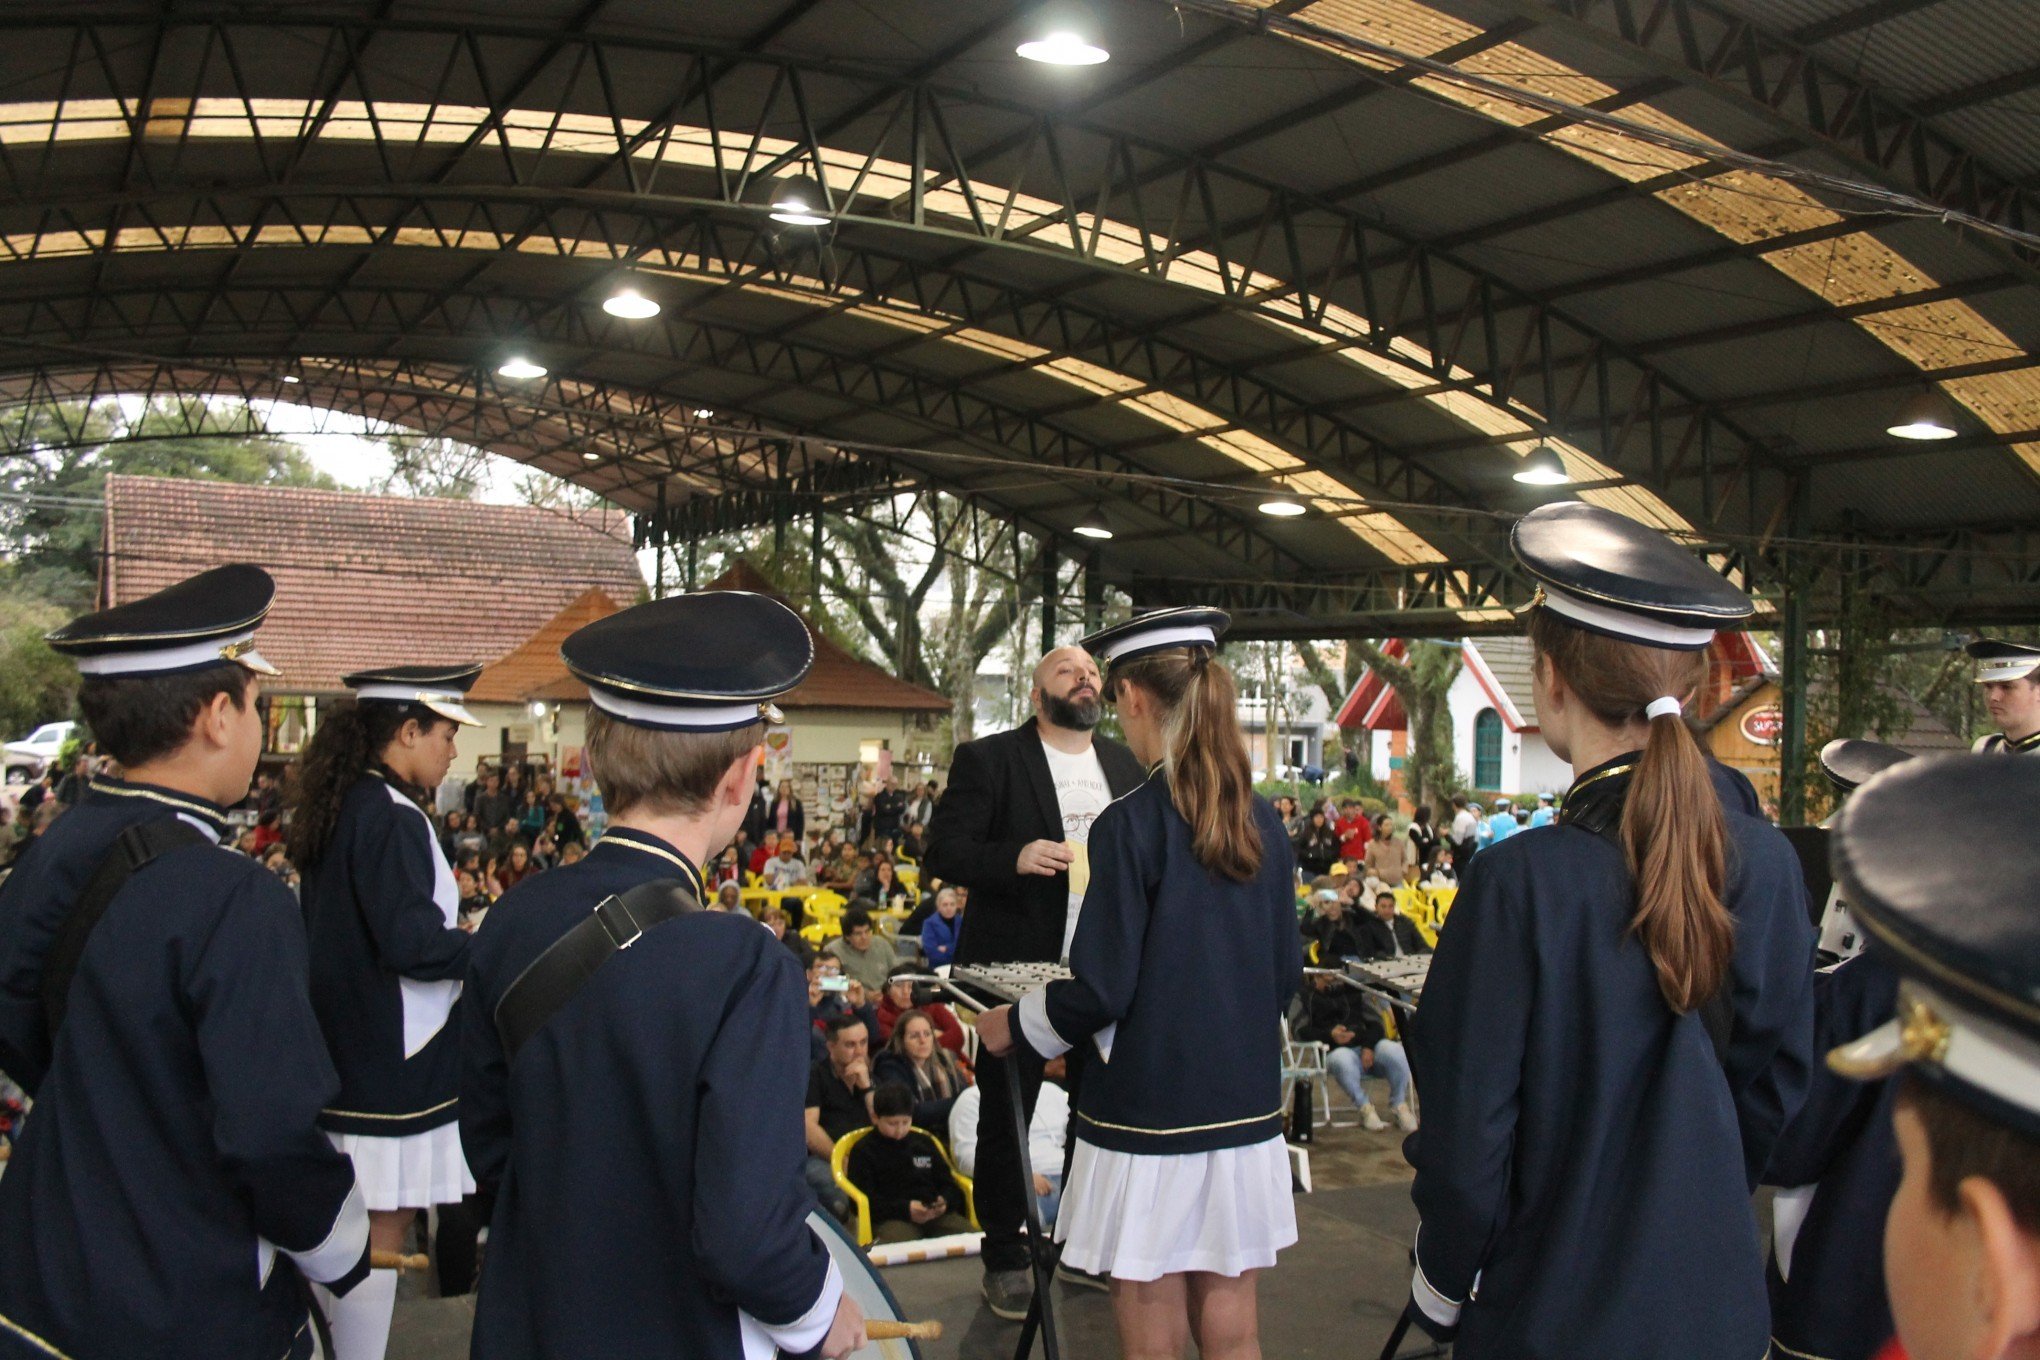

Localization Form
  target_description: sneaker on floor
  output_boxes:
[983,1268,1035,1321]
[1055,1262,1110,1293]
[1359,1105,1389,1131]
[1392,1102,1419,1132]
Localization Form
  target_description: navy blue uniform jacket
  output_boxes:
[0,780,367,1359]
[1016,773,1304,1155]
[458,829,837,1360]
[303,771,470,1135]
[1764,951,1900,1360]
[1406,755,1815,1360]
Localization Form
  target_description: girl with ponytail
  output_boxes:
[292,663,486,1360]
[975,608,1304,1360]
[1400,504,1816,1360]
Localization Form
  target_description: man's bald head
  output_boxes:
[1033,646,1104,733]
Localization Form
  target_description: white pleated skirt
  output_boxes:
[329,1124,475,1212]
[1055,1135,1297,1282]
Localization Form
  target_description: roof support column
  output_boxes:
[1778,478,1812,827]
[1084,549,1104,634]
[1040,535,1058,652]
[652,483,668,599]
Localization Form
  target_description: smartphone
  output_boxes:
[820,975,849,993]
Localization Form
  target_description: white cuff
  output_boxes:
[1410,1227,1463,1328]
[740,1255,842,1359]
[287,1182,370,1284]
[1017,989,1071,1060]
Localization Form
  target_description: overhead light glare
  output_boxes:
[581,451,601,462]
[694,407,714,419]
[1513,443,1572,485]
[1018,32,1110,65]
[1073,509,1114,540]
[1887,389,1959,441]
[1257,495,1307,518]
[280,374,301,384]
[497,356,547,380]
[602,287,661,320]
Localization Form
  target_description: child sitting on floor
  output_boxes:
[845,1083,973,1243]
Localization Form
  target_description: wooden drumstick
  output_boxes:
[369,1250,430,1272]
[865,1319,943,1341]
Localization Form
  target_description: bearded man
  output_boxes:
[922,644,1145,1316]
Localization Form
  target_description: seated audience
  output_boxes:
[1301,888,1364,963]
[817,842,859,892]
[824,907,899,992]
[712,882,743,912]
[853,858,911,911]
[763,907,814,969]
[1293,971,1417,1131]
[1357,890,1430,960]
[874,966,968,1057]
[845,1084,973,1243]
[803,1015,872,1221]
[919,887,963,969]
[456,867,492,924]
[497,840,540,890]
[898,822,926,861]
[873,1007,972,1130]
[557,840,585,867]
[1424,848,1458,887]
[709,846,742,887]
[949,1059,1069,1228]
[545,792,584,847]
[762,836,810,890]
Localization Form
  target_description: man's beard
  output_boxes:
[1043,690,1103,731]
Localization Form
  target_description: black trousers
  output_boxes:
[974,1043,1084,1274]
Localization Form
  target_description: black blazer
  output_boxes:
[1356,912,1430,960]
[923,718,1146,966]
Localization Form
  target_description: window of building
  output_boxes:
[1473,708,1503,790]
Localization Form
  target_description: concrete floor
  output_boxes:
[389,1109,1424,1360]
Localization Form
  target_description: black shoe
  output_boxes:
[982,1268,1034,1321]
[1054,1262,1110,1292]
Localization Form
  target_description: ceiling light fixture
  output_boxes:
[602,286,661,320]
[1017,32,1110,65]
[1257,495,1307,518]
[1887,389,1960,441]
[1512,443,1572,485]
[769,176,831,226]
[1073,509,1114,540]
[694,407,714,419]
[497,356,547,380]
[581,451,601,462]
[280,374,301,384]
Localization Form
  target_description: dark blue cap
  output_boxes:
[47,564,280,679]
[562,590,814,732]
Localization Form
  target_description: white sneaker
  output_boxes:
[1392,1103,1419,1132]
[1359,1105,1388,1131]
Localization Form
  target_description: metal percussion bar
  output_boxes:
[894,970,1065,1360]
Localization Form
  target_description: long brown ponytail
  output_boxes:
[1110,648,1263,881]
[1527,609,1733,1013]
[285,698,442,869]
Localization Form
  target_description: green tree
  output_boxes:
[0,399,337,607]
[1347,638,1462,815]
[0,593,76,739]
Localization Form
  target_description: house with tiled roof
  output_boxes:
[458,559,948,832]
[101,475,645,771]
[1337,633,1771,807]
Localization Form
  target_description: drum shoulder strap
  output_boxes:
[43,818,209,1036]
[493,877,699,1061]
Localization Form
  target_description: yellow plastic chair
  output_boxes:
[830,1126,978,1247]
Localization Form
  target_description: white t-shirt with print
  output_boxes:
[1041,737,1112,961]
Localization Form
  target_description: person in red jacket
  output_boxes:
[874,965,968,1059]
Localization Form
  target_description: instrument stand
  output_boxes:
[910,972,1064,1360]
[1376,1314,1450,1360]
[1004,1051,1063,1360]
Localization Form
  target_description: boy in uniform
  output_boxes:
[458,589,864,1359]
[1826,753,2040,1360]
[0,565,369,1358]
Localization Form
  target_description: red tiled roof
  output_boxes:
[706,561,950,713]
[469,588,623,704]
[102,475,646,693]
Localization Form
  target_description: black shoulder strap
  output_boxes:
[494,878,699,1061]
[43,818,208,1036]
[1572,808,1733,1068]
